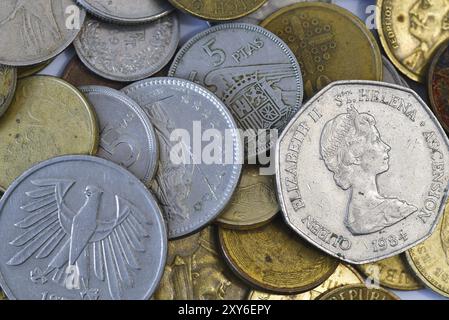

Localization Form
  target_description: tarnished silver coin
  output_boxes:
[0,0,85,66]
[169,23,303,160]
[382,56,409,88]
[74,14,179,82]
[276,80,449,264]
[122,78,243,239]
[79,86,159,184]
[0,155,167,300]
[76,0,173,24]
[0,65,17,117]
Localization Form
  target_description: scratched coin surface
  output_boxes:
[0,76,99,192]
[80,86,159,184]
[18,60,52,80]
[248,264,364,300]
[169,23,303,159]
[0,65,17,117]
[216,165,279,229]
[317,284,399,300]
[0,0,85,66]
[277,80,449,264]
[0,155,167,300]
[74,14,179,82]
[122,78,242,239]
[382,56,409,88]
[154,226,247,300]
[219,217,339,293]
[76,0,173,24]
[261,2,382,100]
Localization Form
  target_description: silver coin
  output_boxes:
[76,0,173,25]
[0,0,85,66]
[79,86,159,184]
[0,155,167,300]
[276,80,449,264]
[0,65,17,117]
[169,23,303,160]
[74,14,179,82]
[122,77,243,239]
[382,56,409,88]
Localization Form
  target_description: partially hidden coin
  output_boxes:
[18,60,53,80]
[317,284,399,300]
[154,226,248,300]
[219,217,339,293]
[261,2,382,100]
[122,77,243,239]
[0,0,85,66]
[0,65,17,117]
[74,14,179,82]
[0,76,99,191]
[0,155,167,300]
[382,56,410,88]
[276,80,449,264]
[79,86,159,184]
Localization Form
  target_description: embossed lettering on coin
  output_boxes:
[317,284,399,300]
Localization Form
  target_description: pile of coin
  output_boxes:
[0,0,449,300]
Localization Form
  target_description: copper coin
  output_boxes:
[429,42,449,132]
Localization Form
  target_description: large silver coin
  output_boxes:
[76,0,173,24]
[122,78,243,239]
[276,80,449,264]
[80,86,159,184]
[0,65,17,117]
[0,0,85,66]
[382,56,409,88]
[0,155,167,300]
[169,23,303,160]
[74,14,179,82]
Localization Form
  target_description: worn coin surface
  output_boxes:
[248,264,363,300]
[123,78,242,239]
[377,0,449,83]
[0,65,17,117]
[216,165,279,229]
[317,284,399,300]
[154,226,247,300]
[76,0,173,24]
[0,0,85,66]
[261,2,382,100]
[219,217,339,293]
[383,56,409,88]
[18,61,52,80]
[0,76,99,191]
[277,80,449,264]
[74,14,179,82]
[0,155,167,300]
[80,86,159,184]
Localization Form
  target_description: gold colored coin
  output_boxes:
[317,284,399,300]
[168,0,268,21]
[0,65,17,117]
[219,217,339,293]
[0,76,99,191]
[216,165,279,230]
[17,60,52,79]
[260,2,382,99]
[357,254,423,291]
[248,264,364,300]
[377,0,449,83]
[153,226,248,300]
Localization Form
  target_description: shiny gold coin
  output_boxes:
[17,60,52,79]
[0,76,99,191]
[317,284,399,300]
[377,0,449,83]
[168,0,268,21]
[260,2,382,99]
[219,217,339,293]
[357,254,422,291]
[248,264,364,300]
[153,226,248,300]
[216,165,279,230]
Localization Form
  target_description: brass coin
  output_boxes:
[153,226,248,300]
[377,0,449,83]
[17,60,52,79]
[219,217,339,293]
[317,284,400,300]
[260,2,382,99]
[0,76,99,191]
[248,264,364,300]
[0,65,17,117]
[168,0,268,21]
[357,255,423,291]
[216,165,279,230]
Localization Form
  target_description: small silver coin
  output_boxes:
[76,0,173,25]
[276,80,449,264]
[0,155,167,300]
[0,65,17,117]
[0,0,85,66]
[382,56,409,88]
[80,86,159,184]
[122,77,243,239]
[74,14,179,82]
